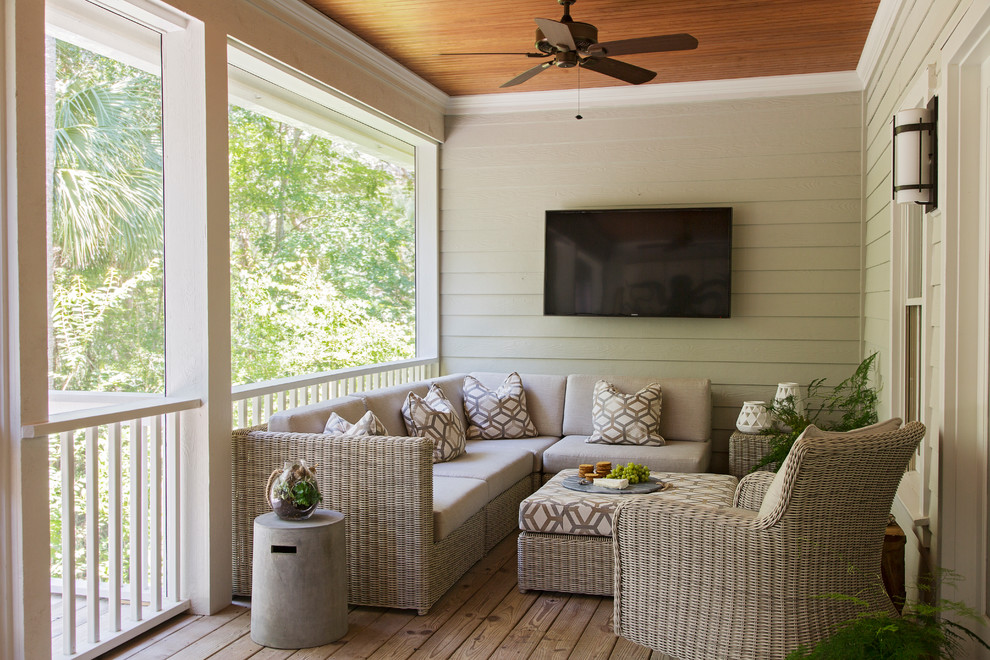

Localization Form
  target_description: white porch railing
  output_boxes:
[231,357,440,428]
[26,395,200,660]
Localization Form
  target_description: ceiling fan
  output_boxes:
[444,0,698,88]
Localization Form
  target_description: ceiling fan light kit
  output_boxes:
[453,0,698,90]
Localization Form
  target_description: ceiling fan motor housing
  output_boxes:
[535,21,598,54]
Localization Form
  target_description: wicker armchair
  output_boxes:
[612,420,925,660]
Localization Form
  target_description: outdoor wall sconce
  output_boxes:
[892,96,937,212]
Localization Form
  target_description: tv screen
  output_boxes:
[544,207,732,318]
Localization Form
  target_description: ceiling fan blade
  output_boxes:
[587,33,698,58]
[534,17,577,51]
[580,57,657,84]
[439,52,550,58]
[500,61,554,88]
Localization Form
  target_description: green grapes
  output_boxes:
[606,462,652,485]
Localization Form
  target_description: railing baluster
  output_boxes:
[85,426,100,644]
[251,396,262,426]
[150,416,163,612]
[61,430,76,656]
[129,419,144,622]
[166,412,180,603]
[228,359,440,426]
[109,422,122,632]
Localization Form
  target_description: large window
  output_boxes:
[46,2,165,406]
[228,62,417,385]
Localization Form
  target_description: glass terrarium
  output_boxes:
[267,459,322,520]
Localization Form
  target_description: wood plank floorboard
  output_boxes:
[97,532,672,660]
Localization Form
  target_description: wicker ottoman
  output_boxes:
[517,469,738,595]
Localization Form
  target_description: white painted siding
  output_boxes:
[441,92,864,472]
[861,0,969,603]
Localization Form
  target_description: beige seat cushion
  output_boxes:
[563,375,711,442]
[267,396,367,433]
[469,372,567,437]
[432,445,533,500]
[519,469,737,537]
[542,434,711,474]
[757,417,903,519]
[465,437,560,472]
[433,476,488,541]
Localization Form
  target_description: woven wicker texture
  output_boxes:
[517,471,737,596]
[728,431,777,478]
[233,426,497,613]
[485,477,537,552]
[518,531,615,595]
[612,421,925,660]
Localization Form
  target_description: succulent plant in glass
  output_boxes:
[267,459,322,520]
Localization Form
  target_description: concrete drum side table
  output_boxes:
[251,510,348,649]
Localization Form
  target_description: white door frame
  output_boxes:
[941,0,990,633]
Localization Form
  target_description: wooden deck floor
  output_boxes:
[99,531,672,660]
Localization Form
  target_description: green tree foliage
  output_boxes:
[227,105,416,384]
[49,41,164,394]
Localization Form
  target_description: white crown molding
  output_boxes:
[857,0,904,85]
[445,70,864,115]
[246,0,450,112]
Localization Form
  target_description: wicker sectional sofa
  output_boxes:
[231,371,713,614]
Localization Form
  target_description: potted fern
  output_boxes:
[787,573,989,658]
[753,353,880,472]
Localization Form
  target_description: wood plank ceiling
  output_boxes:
[299,0,882,97]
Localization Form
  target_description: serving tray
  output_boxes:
[560,475,667,495]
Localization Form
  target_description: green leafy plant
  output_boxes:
[754,353,880,472]
[272,477,322,509]
[787,573,989,659]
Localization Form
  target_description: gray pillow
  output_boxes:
[586,380,665,446]
[462,372,539,440]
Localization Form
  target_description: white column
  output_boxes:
[162,19,232,615]
[2,0,53,657]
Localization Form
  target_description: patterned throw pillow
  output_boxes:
[401,384,466,463]
[323,410,388,436]
[586,380,665,446]
[462,372,539,440]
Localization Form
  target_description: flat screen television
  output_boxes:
[544,207,732,318]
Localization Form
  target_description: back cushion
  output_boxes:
[267,396,368,434]
[362,373,468,437]
[468,372,567,437]
[756,418,903,519]
[563,375,711,441]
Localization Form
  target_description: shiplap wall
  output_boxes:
[861,0,968,598]
[440,92,864,472]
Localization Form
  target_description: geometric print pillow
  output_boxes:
[586,380,665,446]
[401,384,466,463]
[462,372,539,440]
[323,410,388,436]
